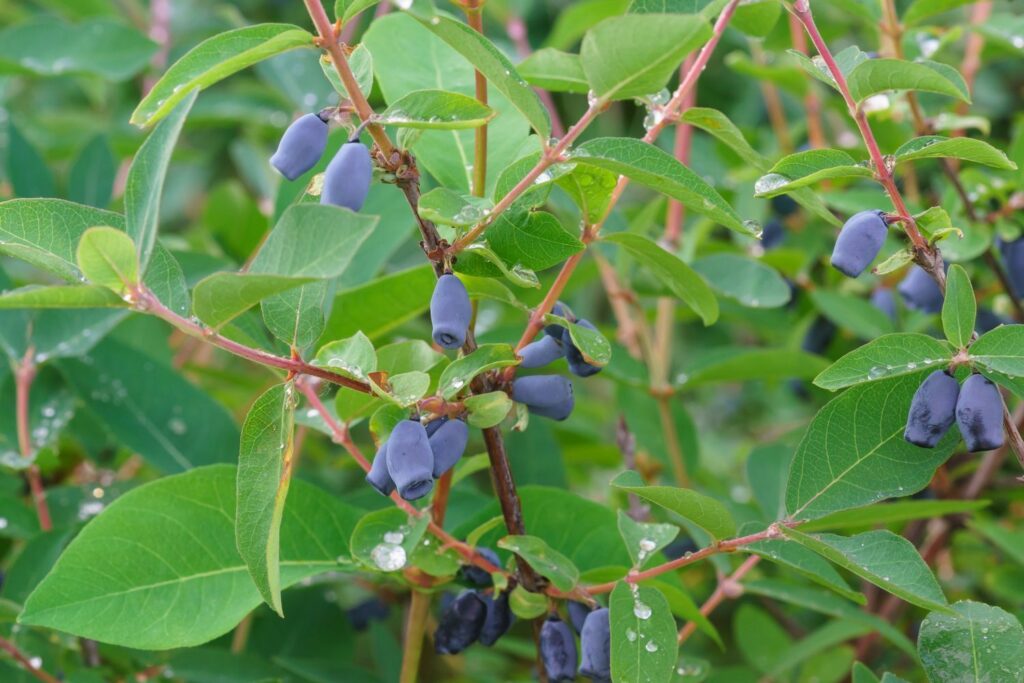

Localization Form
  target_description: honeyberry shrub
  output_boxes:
[2,0,1024,680]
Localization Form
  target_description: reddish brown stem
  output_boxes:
[678,555,761,644]
[465,0,489,198]
[788,13,826,148]
[0,635,61,683]
[15,349,52,533]
[506,16,565,138]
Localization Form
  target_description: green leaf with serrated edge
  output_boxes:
[314,332,376,383]
[942,265,976,348]
[755,149,873,197]
[417,188,493,227]
[604,232,718,325]
[438,344,518,400]
[970,519,1024,564]
[814,334,952,391]
[681,348,828,387]
[19,465,358,650]
[349,507,429,573]
[75,227,139,293]
[236,382,297,616]
[379,89,495,129]
[497,535,579,591]
[131,24,313,127]
[611,471,735,540]
[788,45,869,91]
[780,527,950,613]
[919,601,1024,683]
[969,325,1024,376]
[581,14,710,101]
[0,285,126,309]
[565,320,612,366]
[680,107,768,169]
[319,44,373,99]
[574,137,752,235]
[192,273,314,330]
[786,374,959,521]
[802,499,989,532]
[894,136,1017,169]
[747,539,863,603]
[691,254,790,308]
[616,511,678,569]
[847,58,970,103]
[410,11,550,138]
[517,48,589,93]
[125,91,196,270]
[809,290,894,340]
[610,582,678,683]
[488,211,584,271]
[464,391,513,428]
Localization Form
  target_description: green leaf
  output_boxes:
[680,107,768,170]
[350,507,429,573]
[335,0,379,23]
[903,0,978,26]
[19,465,358,649]
[319,44,373,100]
[417,188,493,227]
[131,24,314,127]
[510,585,549,619]
[780,527,950,613]
[379,88,495,129]
[603,232,718,325]
[497,535,579,591]
[691,254,791,308]
[919,601,1024,683]
[488,211,584,271]
[788,45,869,91]
[800,499,989,532]
[377,340,445,374]
[970,519,1024,565]
[755,149,873,197]
[0,285,126,309]
[75,227,139,294]
[68,135,116,209]
[574,137,752,236]
[766,621,873,679]
[681,348,828,387]
[813,333,952,391]
[464,391,513,428]
[786,374,959,521]
[894,135,1016,169]
[564,320,612,366]
[580,14,710,102]
[809,290,895,340]
[747,539,863,604]
[610,582,678,683]
[942,264,976,348]
[847,58,970,103]
[438,344,518,400]
[260,282,328,350]
[852,662,881,683]
[6,120,55,198]
[376,371,431,407]
[125,90,196,270]
[192,273,314,330]
[616,511,678,569]
[458,244,541,288]
[322,265,435,342]
[969,325,1024,376]
[610,471,735,541]
[236,383,297,617]
[315,332,377,383]
[517,48,589,93]
[556,164,619,223]
[411,11,551,138]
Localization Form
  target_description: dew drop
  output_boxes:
[633,600,652,620]
[371,542,407,571]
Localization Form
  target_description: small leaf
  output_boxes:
[458,244,541,289]
[788,45,869,91]
[319,43,373,99]
[488,211,584,271]
[379,88,495,129]
[942,265,976,348]
[610,582,678,683]
[417,188,493,227]
[873,248,915,275]
[464,391,513,428]
[918,601,1024,683]
[438,344,519,400]
[894,135,1016,169]
[970,325,1024,377]
[350,507,429,573]
[75,227,139,294]
[192,273,313,330]
[564,319,612,366]
[518,48,589,93]
[335,0,380,23]
[497,535,579,591]
[691,253,791,308]
[755,149,873,197]
[802,499,989,532]
[847,58,970,103]
[616,511,677,569]
[0,285,126,309]
[375,371,431,407]
[680,107,768,170]
[813,333,952,391]
[509,585,548,619]
[610,471,735,541]
[314,332,377,383]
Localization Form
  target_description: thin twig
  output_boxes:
[678,555,761,644]
[506,15,565,137]
[0,635,61,683]
[15,348,52,532]
[465,0,489,198]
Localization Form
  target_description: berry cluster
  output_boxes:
[366,417,469,501]
[538,605,611,681]
[906,371,1004,452]
[434,548,514,653]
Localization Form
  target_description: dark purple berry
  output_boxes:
[904,370,959,448]
[365,441,395,496]
[270,113,328,181]
[955,374,1004,452]
[761,218,785,249]
[999,236,1024,298]
[385,420,434,501]
[435,591,487,654]
[425,417,448,438]
[898,265,944,313]
[567,601,594,635]
[461,547,501,587]
[801,316,836,355]
[871,288,897,321]
[663,537,698,560]
[830,210,888,277]
[562,319,602,378]
[512,375,574,421]
[321,140,372,211]
[430,274,472,350]
[478,591,514,646]
[430,417,468,478]
[540,615,577,681]
[578,607,611,680]
[771,194,799,218]
[518,335,565,369]
[544,302,574,339]
[346,597,390,631]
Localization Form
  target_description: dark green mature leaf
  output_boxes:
[610,582,678,683]
[809,290,895,340]
[616,511,678,568]
[518,48,590,93]
[894,136,1016,169]
[574,138,752,235]
[20,466,359,649]
[691,254,790,308]
[919,601,1024,682]
[132,24,314,127]
[681,107,768,169]
[813,333,952,391]
[580,14,710,101]
[488,211,584,271]
[902,0,976,25]
[498,535,579,590]
[681,348,828,387]
[68,135,116,209]
[438,344,518,400]
[847,58,970,103]
[786,374,958,521]
[322,265,435,342]
[780,527,950,613]
[192,273,314,330]
[379,89,495,129]
[6,120,55,199]
[611,471,735,540]
[970,325,1024,377]
[942,265,975,348]
[801,499,989,532]
[755,149,873,197]
[747,540,863,603]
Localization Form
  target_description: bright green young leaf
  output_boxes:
[335,0,380,23]
[919,601,1024,683]
[464,391,513,428]
[192,273,314,330]
[847,58,970,103]
[691,253,791,308]
[616,511,678,568]
[969,325,1024,376]
[0,285,126,309]
[131,24,314,127]
[350,507,429,572]
[942,264,976,348]
[555,164,619,223]
[755,149,873,197]
[680,107,769,170]
[497,535,579,591]
[315,332,377,383]
[517,48,589,93]
[813,333,952,391]
[610,471,735,540]
[417,188,493,227]
[75,227,139,294]
[376,371,431,407]
[788,45,870,91]
[510,585,549,619]
[894,136,1017,169]
[379,89,496,129]
[610,582,678,683]
[377,340,445,375]
[438,344,519,400]
[564,319,612,366]
[319,44,373,99]
[457,243,541,288]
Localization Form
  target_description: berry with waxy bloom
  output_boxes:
[270,113,328,180]
[830,210,888,277]
[512,375,575,421]
[904,370,959,448]
[434,591,487,654]
[956,374,1005,452]
[430,273,472,350]
[384,420,434,501]
[539,615,577,682]
[321,138,373,211]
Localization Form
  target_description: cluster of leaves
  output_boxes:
[1,0,1024,682]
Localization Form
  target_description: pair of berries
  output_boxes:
[540,607,611,681]
[366,417,468,501]
[519,302,602,378]
[905,370,1004,452]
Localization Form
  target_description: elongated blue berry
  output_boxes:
[578,607,611,680]
[956,374,1004,452]
[540,615,577,681]
[544,302,574,339]
[898,265,944,313]
[435,591,487,654]
[904,370,959,448]
[431,274,472,350]
[461,547,501,587]
[512,375,574,421]
[385,420,434,501]
[321,140,372,211]
[562,319,601,377]
[430,417,468,478]
[366,441,395,496]
[270,113,328,181]
[518,335,565,369]
[567,601,593,635]
[478,591,514,646]
[761,218,785,250]
[871,288,897,321]
[999,236,1024,297]
[771,194,799,218]
[830,210,888,277]
[346,597,390,631]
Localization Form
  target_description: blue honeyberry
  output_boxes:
[904,370,960,448]
[801,316,836,355]
[999,236,1024,297]
[270,113,329,181]
[435,590,487,655]
[544,301,575,339]
[898,265,944,313]
[955,374,1005,452]
[578,607,611,681]
[871,287,897,321]
[540,615,578,682]
[478,591,515,647]
[365,441,395,496]
[460,547,501,587]
[830,210,888,277]
[346,597,390,632]
[760,218,785,250]
[567,600,594,635]
[425,417,447,438]
[430,417,469,478]
[430,273,472,350]
[512,375,574,421]
[771,194,800,218]
[384,420,434,501]
[562,319,602,378]
[321,139,373,211]
[518,335,565,369]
